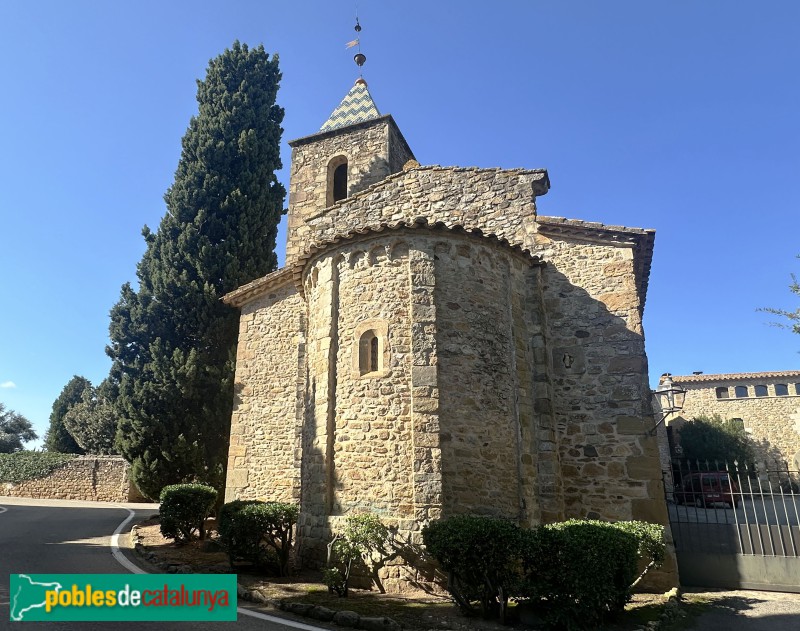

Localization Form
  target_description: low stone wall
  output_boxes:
[1,456,143,502]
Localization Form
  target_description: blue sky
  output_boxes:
[1,1,798,447]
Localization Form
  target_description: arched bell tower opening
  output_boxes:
[327,155,348,206]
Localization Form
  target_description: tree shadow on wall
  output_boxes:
[349,156,391,199]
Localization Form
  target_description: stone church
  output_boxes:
[223,78,674,589]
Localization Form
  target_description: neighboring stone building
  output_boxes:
[661,371,800,470]
[223,78,675,590]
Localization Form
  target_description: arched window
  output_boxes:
[775,383,789,396]
[327,155,348,205]
[754,385,768,397]
[735,385,749,398]
[715,387,730,399]
[353,320,389,378]
[359,330,380,375]
[795,383,800,395]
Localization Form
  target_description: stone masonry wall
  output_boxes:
[670,377,800,468]
[298,166,547,260]
[2,456,139,502]
[329,240,415,517]
[388,123,414,174]
[293,230,546,591]
[297,239,417,572]
[287,119,399,264]
[434,237,539,522]
[225,279,305,503]
[535,232,677,589]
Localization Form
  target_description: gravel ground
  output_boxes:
[682,588,800,630]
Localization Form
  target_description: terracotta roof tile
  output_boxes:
[669,370,800,384]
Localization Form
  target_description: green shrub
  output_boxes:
[218,500,298,576]
[611,520,665,588]
[325,513,390,597]
[422,515,522,621]
[678,413,754,465]
[0,452,76,483]
[519,520,654,630]
[159,483,217,543]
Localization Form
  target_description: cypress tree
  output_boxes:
[108,42,285,499]
[45,375,90,454]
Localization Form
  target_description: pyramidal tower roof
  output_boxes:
[320,79,381,133]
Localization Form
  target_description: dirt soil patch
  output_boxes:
[132,518,678,630]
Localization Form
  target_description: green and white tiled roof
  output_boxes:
[320,80,381,132]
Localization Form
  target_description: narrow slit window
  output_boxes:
[370,336,379,374]
[359,330,381,375]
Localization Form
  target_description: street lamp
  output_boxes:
[649,373,687,436]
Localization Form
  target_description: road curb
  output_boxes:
[123,517,371,630]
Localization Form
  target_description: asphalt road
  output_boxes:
[0,497,326,631]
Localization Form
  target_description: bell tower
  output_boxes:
[284,20,415,263]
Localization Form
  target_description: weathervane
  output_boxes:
[346,14,366,76]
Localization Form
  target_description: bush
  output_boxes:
[611,520,666,588]
[218,500,298,576]
[678,414,754,465]
[519,520,663,630]
[422,515,522,621]
[0,452,76,482]
[324,513,390,597]
[159,483,217,543]
[421,516,665,629]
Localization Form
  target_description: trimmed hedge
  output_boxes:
[0,452,76,483]
[218,500,298,576]
[422,515,521,620]
[520,520,641,629]
[423,516,665,629]
[159,483,217,543]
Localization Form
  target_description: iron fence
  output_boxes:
[666,459,800,558]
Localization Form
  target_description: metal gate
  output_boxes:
[665,460,800,593]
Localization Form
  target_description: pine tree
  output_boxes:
[0,403,37,453]
[108,42,285,499]
[63,378,120,455]
[45,375,90,453]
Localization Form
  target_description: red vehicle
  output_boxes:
[674,472,740,508]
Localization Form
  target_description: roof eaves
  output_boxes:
[537,216,656,314]
[671,370,800,384]
[222,266,294,308]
